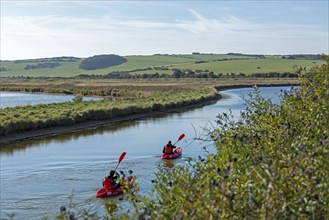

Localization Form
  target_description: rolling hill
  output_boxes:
[0,53,324,77]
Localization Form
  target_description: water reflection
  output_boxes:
[100,196,127,213]
[104,200,118,214]
[0,106,210,155]
[161,159,175,169]
[0,91,101,108]
[0,120,138,155]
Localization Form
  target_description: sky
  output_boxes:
[0,1,328,60]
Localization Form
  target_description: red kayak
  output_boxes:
[161,147,182,160]
[96,177,134,198]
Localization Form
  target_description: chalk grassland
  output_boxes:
[0,54,323,77]
[162,58,320,74]
[0,78,296,139]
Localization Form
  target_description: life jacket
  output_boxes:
[164,145,173,154]
[102,177,114,190]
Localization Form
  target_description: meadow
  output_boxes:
[0,54,323,77]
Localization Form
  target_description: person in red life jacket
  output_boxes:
[102,170,121,190]
[163,141,177,154]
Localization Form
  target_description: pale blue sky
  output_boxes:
[1,1,328,60]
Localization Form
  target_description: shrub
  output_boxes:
[131,56,329,219]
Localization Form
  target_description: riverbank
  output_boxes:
[0,98,219,144]
[0,79,298,145]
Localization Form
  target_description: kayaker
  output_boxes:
[102,170,121,190]
[163,141,177,154]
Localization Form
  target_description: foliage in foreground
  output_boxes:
[129,56,329,219]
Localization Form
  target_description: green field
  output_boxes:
[0,54,324,77]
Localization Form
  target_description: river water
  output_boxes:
[0,86,293,219]
[0,91,100,109]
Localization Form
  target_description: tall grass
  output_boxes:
[0,87,218,136]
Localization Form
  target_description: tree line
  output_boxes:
[77,68,299,79]
[79,54,127,70]
[13,56,80,63]
[24,62,61,70]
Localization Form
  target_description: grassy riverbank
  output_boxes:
[0,87,218,137]
[0,78,296,142]
[0,77,296,97]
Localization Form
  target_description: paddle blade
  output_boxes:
[118,152,126,163]
[178,134,185,141]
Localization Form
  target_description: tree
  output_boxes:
[173,69,183,78]
[79,54,127,70]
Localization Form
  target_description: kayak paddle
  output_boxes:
[173,134,185,145]
[113,152,126,172]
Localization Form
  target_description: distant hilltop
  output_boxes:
[0,53,325,78]
[0,53,324,62]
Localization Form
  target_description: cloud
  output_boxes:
[1,7,328,60]
[174,9,261,34]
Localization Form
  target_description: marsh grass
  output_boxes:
[0,82,216,136]
[0,78,296,137]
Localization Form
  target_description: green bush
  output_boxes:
[130,56,329,219]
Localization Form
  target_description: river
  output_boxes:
[0,91,100,109]
[0,86,293,219]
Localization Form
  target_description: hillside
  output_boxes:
[0,53,324,77]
